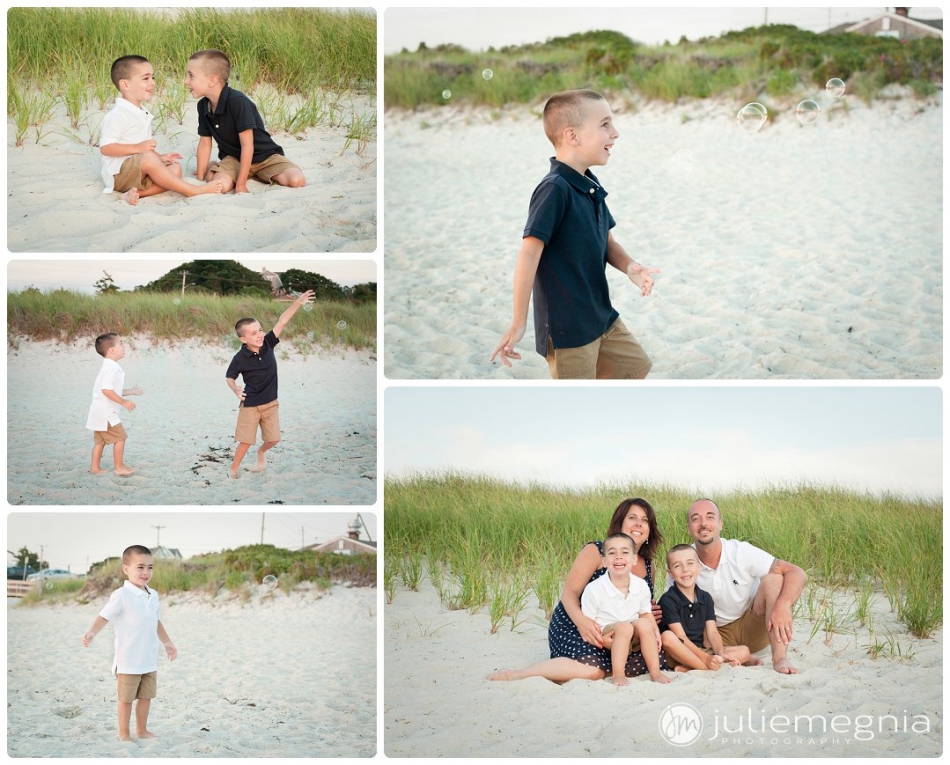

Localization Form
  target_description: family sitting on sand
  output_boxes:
[488,497,807,685]
[101,51,305,206]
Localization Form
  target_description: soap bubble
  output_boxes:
[302,302,313,312]
[796,99,821,125]
[826,78,846,98]
[336,320,347,330]
[481,68,494,81]
[173,297,181,305]
[263,575,278,590]
[669,149,693,179]
[306,331,314,341]
[736,102,768,133]
[441,89,452,100]
[45,580,53,591]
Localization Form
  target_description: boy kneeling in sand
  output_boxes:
[82,545,177,742]
[86,333,142,476]
[100,55,222,204]
[581,533,671,685]
[225,290,315,478]
[658,545,755,671]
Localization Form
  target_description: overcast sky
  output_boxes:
[385,387,942,499]
[384,6,943,53]
[6,512,377,574]
[6,259,376,295]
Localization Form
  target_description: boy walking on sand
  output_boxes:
[100,55,222,204]
[86,333,143,476]
[225,290,315,478]
[186,49,307,193]
[82,545,177,742]
[490,89,659,379]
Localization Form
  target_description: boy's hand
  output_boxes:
[137,139,157,154]
[490,324,525,367]
[235,182,249,194]
[626,262,661,296]
[164,642,178,661]
[233,387,246,403]
[81,632,95,647]
[128,386,143,396]
[122,399,136,412]
[161,152,182,165]
[296,290,315,306]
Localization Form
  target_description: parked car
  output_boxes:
[7,566,36,580]
[25,568,74,581]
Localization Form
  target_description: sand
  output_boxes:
[383,89,942,379]
[385,573,942,757]
[6,338,376,505]
[6,584,376,757]
[6,94,376,252]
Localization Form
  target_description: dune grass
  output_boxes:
[7,290,376,353]
[385,475,941,644]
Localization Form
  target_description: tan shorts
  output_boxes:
[718,608,770,653]
[211,154,300,184]
[93,422,128,446]
[601,621,642,653]
[117,671,157,702]
[235,400,280,444]
[113,154,154,193]
[546,318,652,379]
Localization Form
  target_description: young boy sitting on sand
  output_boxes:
[580,533,671,685]
[658,544,754,671]
[100,55,222,205]
[85,333,143,476]
[490,88,659,379]
[81,545,177,742]
[186,49,307,193]
[225,290,315,478]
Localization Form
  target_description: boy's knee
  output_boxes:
[613,621,634,638]
[288,176,306,188]
[660,630,678,647]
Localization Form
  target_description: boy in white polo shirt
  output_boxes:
[580,533,670,686]
[86,333,143,476]
[82,545,177,742]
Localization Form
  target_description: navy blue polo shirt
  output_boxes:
[197,85,285,164]
[524,158,618,356]
[658,584,716,645]
[225,330,280,407]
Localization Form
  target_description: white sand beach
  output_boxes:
[383,89,942,379]
[6,95,376,252]
[6,339,376,505]
[385,574,942,757]
[7,584,376,757]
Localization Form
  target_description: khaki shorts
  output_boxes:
[93,422,128,446]
[601,621,642,653]
[211,154,300,184]
[546,318,652,379]
[117,671,157,702]
[113,154,154,193]
[718,608,770,653]
[235,400,280,444]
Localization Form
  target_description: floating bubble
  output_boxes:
[45,580,53,591]
[669,149,693,179]
[441,89,452,100]
[263,574,278,590]
[336,320,347,330]
[826,78,846,98]
[481,68,494,81]
[302,302,313,312]
[796,99,821,125]
[173,297,181,305]
[306,331,314,341]
[736,102,768,133]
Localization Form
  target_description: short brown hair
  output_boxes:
[111,55,150,90]
[235,318,257,337]
[542,89,606,147]
[122,545,153,564]
[665,543,697,568]
[190,49,231,83]
[95,333,119,357]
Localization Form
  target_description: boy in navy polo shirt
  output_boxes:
[490,89,659,379]
[186,48,306,193]
[658,544,752,671]
[225,290,314,479]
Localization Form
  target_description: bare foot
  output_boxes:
[188,180,223,197]
[245,453,267,473]
[773,658,798,674]
[228,466,239,480]
[651,673,672,684]
[674,666,690,673]
[487,669,519,681]
[90,467,107,475]
[612,675,629,687]
[122,188,140,206]
[745,655,764,667]
[137,730,157,739]
[118,732,132,742]
[114,466,135,477]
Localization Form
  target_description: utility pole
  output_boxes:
[180,271,187,300]
[152,525,166,549]
[260,513,265,544]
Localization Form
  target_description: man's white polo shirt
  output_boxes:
[690,539,774,625]
[85,358,125,431]
[581,573,652,628]
[99,580,160,675]
[100,95,154,192]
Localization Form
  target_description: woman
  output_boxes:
[488,498,666,682]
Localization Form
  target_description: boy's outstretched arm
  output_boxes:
[273,290,316,337]
[82,615,109,647]
[490,236,544,366]
[235,129,255,193]
[157,620,177,661]
[605,232,660,297]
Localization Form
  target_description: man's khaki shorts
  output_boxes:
[211,154,301,184]
[601,621,642,653]
[113,154,154,193]
[93,422,128,446]
[117,671,157,702]
[546,318,652,379]
[235,400,280,444]
[718,608,770,653]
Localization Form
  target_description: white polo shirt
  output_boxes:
[581,572,653,628]
[684,539,775,625]
[100,95,154,192]
[85,358,125,431]
[99,580,161,675]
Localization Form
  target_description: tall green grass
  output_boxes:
[386,475,942,640]
[7,290,376,352]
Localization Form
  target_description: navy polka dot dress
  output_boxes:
[548,541,667,677]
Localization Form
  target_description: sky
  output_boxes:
[6,512,377,574]
[384,6,943,53]
[385,387,942,499]
[5,259,376,295]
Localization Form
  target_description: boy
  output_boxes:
[658,544,753,671]
[490,89,660,379]
[580,533,670,685]
[186,49,307,193]
[82,545,177,742]
[85,333,143,476]
[225,290,315,478]
[100,55,222,204]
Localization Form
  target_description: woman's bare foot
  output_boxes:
[122,188,140,205]
[612,675,629,687]
[487,669,521,681]
[674,665,690,673]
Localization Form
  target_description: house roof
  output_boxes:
[833,11,943,37]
